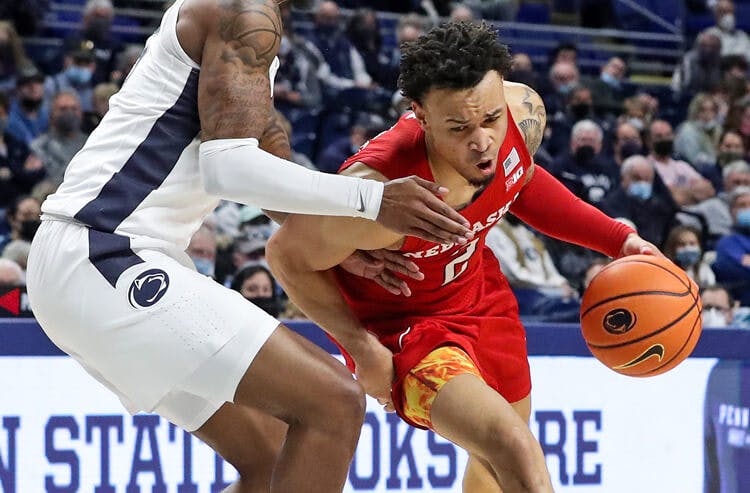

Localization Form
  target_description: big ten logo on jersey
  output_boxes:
[535,410,603,487]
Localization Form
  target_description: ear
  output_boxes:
[411,101,428,131]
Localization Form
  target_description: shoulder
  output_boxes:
[504,81,546,156]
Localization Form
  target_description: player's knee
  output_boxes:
[488,424,549,491]
[325,375,366,432]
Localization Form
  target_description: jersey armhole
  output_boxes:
[161,0,201,70]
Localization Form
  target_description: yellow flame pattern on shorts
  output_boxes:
[402,346,484,429]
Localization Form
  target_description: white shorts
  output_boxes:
[26,219,279,431]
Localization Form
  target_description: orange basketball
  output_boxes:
[580,255,702,377]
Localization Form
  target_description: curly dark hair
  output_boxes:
[398,21,512,104]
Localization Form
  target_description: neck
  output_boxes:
[652,153,669,163]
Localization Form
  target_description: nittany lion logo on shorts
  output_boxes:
[128,269,169,309]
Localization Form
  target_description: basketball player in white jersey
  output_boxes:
[25,1,475,491]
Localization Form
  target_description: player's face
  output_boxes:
[414,70,507,187]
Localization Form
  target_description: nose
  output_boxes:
[469,128,491,154]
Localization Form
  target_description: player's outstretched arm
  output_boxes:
[267,213,402,405]
[194,0,472,243]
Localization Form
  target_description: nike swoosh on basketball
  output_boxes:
[357,191,366,213]
[613,344,665,370]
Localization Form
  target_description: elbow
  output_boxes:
[266,230,312,284]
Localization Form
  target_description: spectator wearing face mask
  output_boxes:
[0,195,40,256]
[230,264,282,318]
[588,57,628,117]
[548,119,618,206]
[675,94,722,169]
[701,285,735,328]
[546,86,611,156]
[663,225,716,288]
[44,45,97,112]
[7,66,49,145]
[717,130,746,168]
[81,82,118,133]
[613,122,645,167]
[705,0,750,62]
[725,100,750,159]
[713,187,750,305]
[543,61,580,117]
[648,119,716,206]
[600,155,678,247]
[29,91,88,188]
[62,0,123,84]
[672,31,723,97]
[187,225,217,278]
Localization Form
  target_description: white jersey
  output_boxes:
[42,0,278,252]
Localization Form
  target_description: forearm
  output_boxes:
[267,240,370,358]
[510,166,634,258]
[199,138,383,219]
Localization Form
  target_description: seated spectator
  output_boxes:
[588,57,628,117]
[508,52,540,92]
[548,42,578,67]
[600,155,679,247]
[546,85,597,156]
[62,0,123,83]
[548,119,619,206]
[0,196,40,255]
[724,99,750,158]
[187,224,217,278]
[82,82,118,133]
[618,92,658,134]
[307,1,374,98]
[29,91,88,188]
[0,258,23,287]
[230,264,281,318]
[701,284,735,327]
[613,121,646,167]
[485,213,575,297]
[647,119,716,206]
[543,61,580,117]
[346,9,384,87]
[712,186,750,304]
[674,93,721,168]
[716,129,746,168]
[0,21,34,94]
[663,225,716,288]
[672,31,723,97]
[380,14,425,91]
[0,92,36,208]
[44,44,97,112]
[7,66,49,145]
[722,160,750,197]
[704,0,750,61]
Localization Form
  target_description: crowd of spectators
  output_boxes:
[2,0,750,328]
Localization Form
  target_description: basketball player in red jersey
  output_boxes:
[268,22,661,492]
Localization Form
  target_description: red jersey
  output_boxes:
[335,110,533,424]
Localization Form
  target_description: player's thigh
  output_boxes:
[510,395,531,423]
[232,324,365,426]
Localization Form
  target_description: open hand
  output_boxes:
[339,249,424,296]
[378,175,474,245]
[619,233,665,258]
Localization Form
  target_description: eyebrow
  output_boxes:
[445,107,505,124]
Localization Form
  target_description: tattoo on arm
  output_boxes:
[259,110,292,160]
[199,0,282,141]
[517,87,547,156]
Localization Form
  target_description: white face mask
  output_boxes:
[702,307,728,327]
[719,13,736,31]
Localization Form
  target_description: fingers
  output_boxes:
[373,250,424,280]
[408,217,472,246]
[376,397,396,413]
[374,271,411,296]
[410,175,450,197]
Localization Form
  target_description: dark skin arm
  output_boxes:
[177,0,473,244]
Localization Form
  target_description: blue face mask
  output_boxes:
[736,208,750,229]
[675,245,701,267]
[558,82,575,95]
[65,66,92,86]
[601,72,621,89]
[627,181,652,201]
[192,257,215,277]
